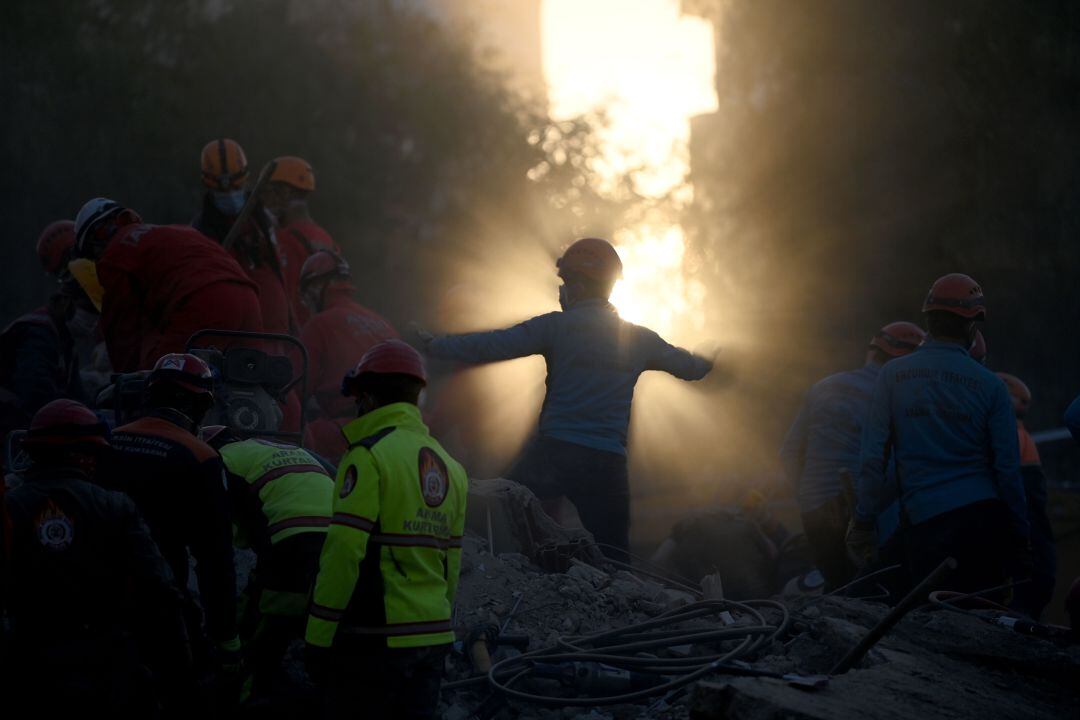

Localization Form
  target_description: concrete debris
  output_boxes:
[690,596,1080,720]
[650,510,785,599]
[446,536,1079,720]
[465,478,605,568]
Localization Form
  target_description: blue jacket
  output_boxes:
[1065,394,1080,444]
[780,363,880,512]
[427,300,712,455]
[856,340,1028,538]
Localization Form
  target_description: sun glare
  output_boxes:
[541,0,716,341]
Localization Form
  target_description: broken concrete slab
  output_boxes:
[465,478,604,567]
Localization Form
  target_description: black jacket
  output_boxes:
[1,465,186,653]
[107,410,238,645]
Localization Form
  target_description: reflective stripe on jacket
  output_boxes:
[305,402,468,649]
[219,439,334,547]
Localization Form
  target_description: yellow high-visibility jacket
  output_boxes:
[305,402,468,649]
[219,438,334,549]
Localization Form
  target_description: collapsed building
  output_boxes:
[378,480,1077,719]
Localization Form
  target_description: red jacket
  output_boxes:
[278,218,341,327]
[300,287,397,418]
[96,223,260,372]
[192,197,294,335]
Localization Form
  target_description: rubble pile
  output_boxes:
[445,537,1079,720]
[692,595,1080,719]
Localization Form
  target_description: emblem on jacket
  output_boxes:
[35,500,74,551]
[418,447,449,507]
[341,465,358,498]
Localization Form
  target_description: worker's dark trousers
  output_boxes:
[510,435,630,558]
[325,642,449,720]
[1013,465,1057,619]
[800,494,856,592]
[904,499,1010,596]
[243,533,325,697]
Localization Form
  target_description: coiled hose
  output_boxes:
[444,598,790,707]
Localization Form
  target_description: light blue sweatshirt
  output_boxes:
[856,340,1029,538]
[780,363,880,512]
[427,300,712,455]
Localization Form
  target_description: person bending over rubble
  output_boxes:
[780,321,925,591]
[304,340,467,720]
[850,274,1030,599]
[421,238,714,557]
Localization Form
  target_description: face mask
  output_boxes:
[212,189,247,216]
[66,307,99,340]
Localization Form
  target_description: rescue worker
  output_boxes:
[997,372,1056,618]
[259,156,342,327]
[201,425,333,699]
[422,238,713,556]
[780,321,925,590]
[299,251,398,463]
[0,281,87,438]
[35,219,76,277]
[304,340,467,720]
[0,400,191,714]
[850,274,1030,596]
[193,138,294,336]
[106,354,241,682]
[74,197,263,372]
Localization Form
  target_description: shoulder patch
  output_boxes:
[35,499,74,551]
[352,426,396,451]
[418,447,450,507]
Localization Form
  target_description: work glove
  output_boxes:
[845,517,878,570]
[304,642,333,687]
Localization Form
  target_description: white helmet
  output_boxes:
[74,197,124,255]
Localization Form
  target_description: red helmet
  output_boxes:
[299,250,350,289]
[922,273,986,319]
[870,321,926,358]
[36,220,76,275]
[969,330,987,364]
[996,372,1031,416]
[147,353,215,396]
[342,339,427,396]
[24,399,109,450]
[557,238,623,283]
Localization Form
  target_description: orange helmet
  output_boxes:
[201,138,249,191]
[922,273,985,319]
[557,238,623,283]
[36,220,76,275]
[870,321,926,358]
[969,330,987,364]
[996,372,1031,417]
[270,156,315,192]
